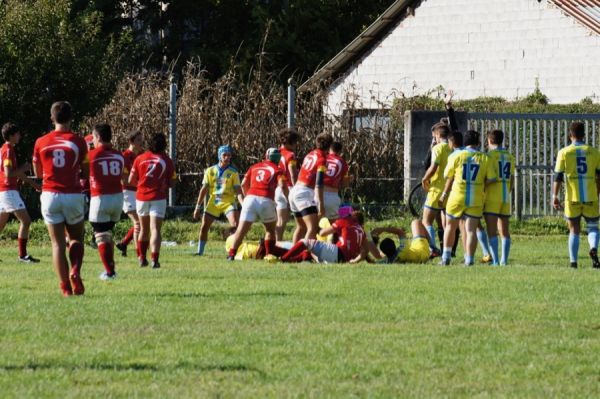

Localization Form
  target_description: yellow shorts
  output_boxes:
[397,237,430,263]
[564,201,599,220]
[483,201,511,217]
[446,199,483,219]
[424,189,445,211]
[205,199,238,218]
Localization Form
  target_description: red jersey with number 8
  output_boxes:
[246,160,285,199]
[297,149,327,187]
[131,151,176,201]
[333,217,365,261]
[323,153,349,189]
[32,131,88,193]
[88,146,125,197]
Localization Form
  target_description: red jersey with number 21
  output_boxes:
[297,149,327,187]
[333,217,365,261]
[32,131,88,193]
[88,146,125,197]
[131,151,175,201]
[246,160,285,200]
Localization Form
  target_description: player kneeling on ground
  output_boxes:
[88,124,125,280]
[281,206,366,263]
[227,148,289,260]
[0,123,40,263]
[129,133,176,269]
[363,220,431,264]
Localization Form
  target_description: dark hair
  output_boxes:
[351,210,364,225]
[464,130,480,147]
[487,129,504,145]
[1,122,19,141]
[449,131,463,148]
[128,130,142,143]
[432,123,450,138]
[316,133,333,150]
[51,101,73,124]
[379,238,396,260]
[149,133,167,153]
[278,128,299,146]
[93,124,112,143]
[570,122,585,140]
[331,141,343,153]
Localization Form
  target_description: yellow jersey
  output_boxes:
[444,148,495,207]
[202,164,241,205]
[429,141,451,192]
[486,148,516,204]
[554,143,600,203]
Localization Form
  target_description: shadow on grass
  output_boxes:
[153,291,291,299]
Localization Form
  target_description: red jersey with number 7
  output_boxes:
[323,153,349,189]
[88,146,125,197]
[32,130,88,193]
[131,151,176,201]
[246,160,285,199]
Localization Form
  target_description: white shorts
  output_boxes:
[289,185,317,214]
[240,195,277,223]
[305,239,339,263]
[274,186,289,210]
[89,193,123,223]
[41,192,85,225]
[136,199,167,218]
[324,191,341,219]
[122,190,137,213]
[0,190,26,213]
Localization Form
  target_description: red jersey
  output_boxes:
[32,131,88,194]
[88,145,125,197]
[333,217,366,261]
[245,160,285,199]
[131,151,176,201]
[122,148,139,191]
[79,134,94,194]
[323,153,349,189]
[0,143,18,191]
[279,146,297,187]
[296,149,327,187]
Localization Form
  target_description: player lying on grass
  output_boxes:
[552,121,600,269]
[280,206,366,263]
[0,123,40,263]
[88,124,126,280]
[227,148,289,260]
[33,101,88,296]
[358,219,431,264]
[193,145,243,255]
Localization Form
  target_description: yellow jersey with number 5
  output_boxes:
[554,143,600,203]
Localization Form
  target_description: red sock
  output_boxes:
[228,248,237,258]
[151,251,159,263]
[138,240,149,261]
[281,241,307,262]
[136,240,141,257]
[122,227,135,246]
[265,240,287,257]
[68,242,84,275]
[98,242,115,274]
[18,237,27,258]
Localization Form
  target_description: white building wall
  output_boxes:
[326,0,600,115]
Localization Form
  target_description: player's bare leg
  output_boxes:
[485,214,500,265]
[0,212,10,233]
[227,220,253,260]
[436,211,444,252]
[584,217,600,269]
[498,216,511,266]
[196,213,215,255]
[149,216,163,268]
[276,208,290,241]
[303,213,319,241]
[464,217,479,266]
[422,207,440,253]
[225,210,240,237]
[441,217,459,265]
[138,214,151,266]
[47,223,70,295]
[292,216,307,244]
[567,218,581,268]
[117,211,140,257]
[12,209,38,262]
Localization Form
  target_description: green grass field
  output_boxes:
[1,233,600,397]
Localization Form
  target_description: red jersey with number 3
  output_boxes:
[88,146,125,197]
[279,146,296,187]
[0,143,18,191]
[246,160,285,199]
[296,149,327,187]
[324,153,349,189]
[131,151,176,201]
[122,149,139,191]
[333,217,365,261]
[32,131,88,193]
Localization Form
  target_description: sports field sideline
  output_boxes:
[1,233,599,397]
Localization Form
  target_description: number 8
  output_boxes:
[52,149,65,167]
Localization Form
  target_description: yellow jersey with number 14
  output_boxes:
[554,143,600,203]
[486,148,516,204]
[444,148,494,207]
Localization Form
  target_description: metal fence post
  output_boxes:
[287,78,296,128]
[168,75,177,207]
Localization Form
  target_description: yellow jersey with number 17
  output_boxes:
[444,148,494,207]
[554,143,600,203]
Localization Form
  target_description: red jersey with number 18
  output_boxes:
[88,146,125,197]
[0,143,18,191]
[131,151,176,201]
[246,160,285,199]
[32,130,88,193]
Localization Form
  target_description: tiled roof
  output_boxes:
[550,0,600,35]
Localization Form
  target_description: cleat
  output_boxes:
[264,254,279,263]
[19,255,40,263]
[151,261,160,269]
[193,252,203,256]
[465,262,474,267]
[590,249,600,269]
[451,252,457,258]
[227,255,235,261]
[481,255,492,264]
[438,258,450,266]
[429,248,441,259]
[99,271,117,281]
[69,274,85,295]
[139,258,149,267]
[116,242,127,257]
[60,281,72,297]
[570,262,578,269]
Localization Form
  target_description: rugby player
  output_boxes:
[323,141,351,222]
[275,128,299,241]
